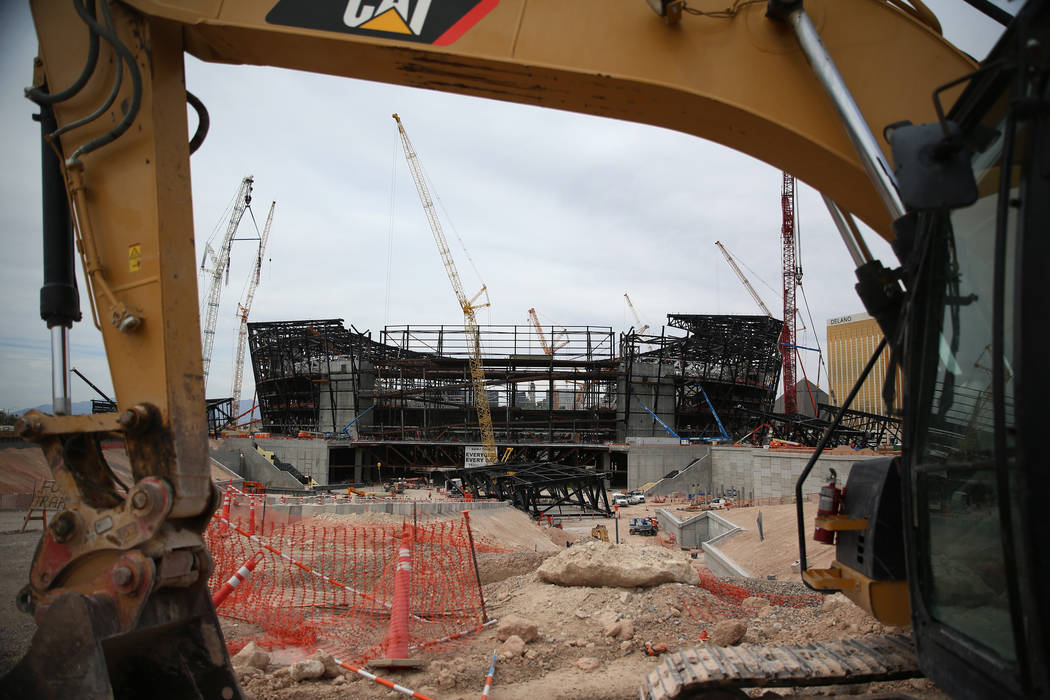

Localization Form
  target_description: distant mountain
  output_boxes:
[18,400,96,416]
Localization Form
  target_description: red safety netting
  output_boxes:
[205,515,508,663]
[694,567,822,609]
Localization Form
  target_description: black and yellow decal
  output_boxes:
[266,0,499,46]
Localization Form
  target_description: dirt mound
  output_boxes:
[538,540,700,588]
[477,551,554,585]
[0,445,53,495]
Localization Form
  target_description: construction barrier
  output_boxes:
[205,513,509,665]
[481,650,498,700]
[658,567,823,629]
[212,551,264,608]
[334,656,434,699]
[694,567,822,609]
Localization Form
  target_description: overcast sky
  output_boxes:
[0,1,1012,413]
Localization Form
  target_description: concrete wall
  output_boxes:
[627,443,876,500]
[643,451,712,498]
[211,439,302,489]
[627,440,710,490]
[255,438,330,485]
[703,543,752,578]
[653,508,746,578]
[656,508,708,549]
[710,446,866,500]
[317,359,375,436]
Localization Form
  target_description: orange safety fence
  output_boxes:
[694,567,822,609]
[205,514,510,664]
[666,568,822,628]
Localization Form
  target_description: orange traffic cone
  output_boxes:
[372,523,423,668]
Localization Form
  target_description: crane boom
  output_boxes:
[527,308,568,355]
[200,175,253,391]
[714,241,774,318]
[393,113,497,465]
[780,172,798,416]
[231,200,275,420]
[624,293,649,334]
[527,308,551,355]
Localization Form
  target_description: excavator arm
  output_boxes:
[9,0,996,697]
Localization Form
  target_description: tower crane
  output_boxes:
[624,293,649,334]
[714,241,774,318]
[780,172,800,415]
[200,175,253,392]
[230,200,275,422]
[527,307,568,355]
[393,113,497,465]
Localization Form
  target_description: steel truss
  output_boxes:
[206,398,234,437]
[452,462,612,517]
[735,403,902,448]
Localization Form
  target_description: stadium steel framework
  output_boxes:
[247,319,387,435]
[734,403,903,449]
[620,314,784,439]
[373,324,619,444]
[247,317,899,465]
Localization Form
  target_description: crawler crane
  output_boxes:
[230,200,275,422]
[392,113,498,465]
[624,292,649,334]
[527,307,568,355]
[199,175,253,391]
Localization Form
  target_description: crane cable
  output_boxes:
[385,129,398,327]
[420,160,491,320]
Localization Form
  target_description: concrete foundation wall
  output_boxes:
[643,451,712,498]
[655,508,708,549]
[654,508,742,554]
[710,446,867,500]
[255,438,330,485]
[628,444,876,500]
[702,543,752,578]
[212,439,303,489]
[627,441,711,491]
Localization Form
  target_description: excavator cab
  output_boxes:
[896,5,1049,696]
[798,3,1049,697]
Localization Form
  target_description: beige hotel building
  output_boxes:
[826,312,903,417]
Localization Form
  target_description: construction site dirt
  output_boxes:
[0,487,948,700]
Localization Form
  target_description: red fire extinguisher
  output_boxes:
[814,468,843,545]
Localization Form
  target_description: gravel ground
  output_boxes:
[0,510,42,675]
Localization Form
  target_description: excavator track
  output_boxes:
[639,634,919,699]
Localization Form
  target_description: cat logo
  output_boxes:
[267,0,499,46]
